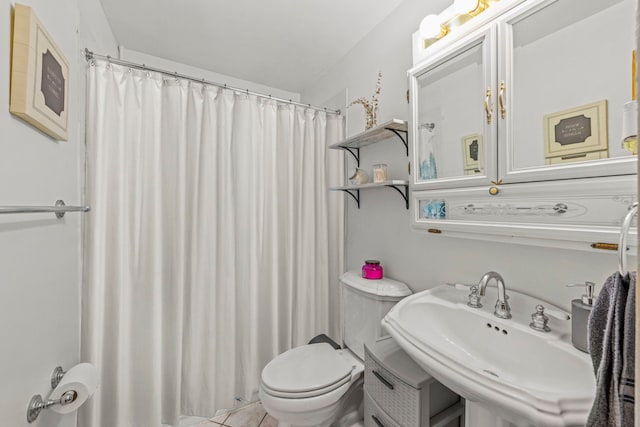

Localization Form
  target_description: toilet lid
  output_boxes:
[261,343,354,394]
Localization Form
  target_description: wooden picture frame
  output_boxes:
[10,3,69,141]
[543,100,608,164]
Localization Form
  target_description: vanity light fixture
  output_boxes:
[453,0,489,16]
[419,0,494,48]
[419,14,448,40]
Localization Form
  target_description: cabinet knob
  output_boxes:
[489,186,499,195]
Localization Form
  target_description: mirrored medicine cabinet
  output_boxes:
[409,0,638,250]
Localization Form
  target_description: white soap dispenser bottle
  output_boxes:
[566,281,596,353]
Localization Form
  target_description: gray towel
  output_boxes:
[587,272,635,427]
[621,274,635,424]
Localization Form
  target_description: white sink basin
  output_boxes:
[382,284,595,427]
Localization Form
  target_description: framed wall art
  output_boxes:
[543,100,608,165]
[10,3,69,141]
[462,133,483,175]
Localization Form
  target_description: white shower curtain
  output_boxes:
[80,60,344,427]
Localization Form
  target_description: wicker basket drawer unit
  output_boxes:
[364,336,464,427]
[365,389,402,427]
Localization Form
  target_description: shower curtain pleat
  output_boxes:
[81,61,344,427]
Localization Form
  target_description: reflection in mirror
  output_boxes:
[462,133,483,175]
[419,199,447,220]
[417,41,485,182]
[418,123,437,179]
[510,0,635,170]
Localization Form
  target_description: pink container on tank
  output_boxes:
[362,260,383,280]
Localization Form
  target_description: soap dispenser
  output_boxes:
[567,281,596,353]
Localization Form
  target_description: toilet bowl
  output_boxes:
[259,271,412,427]
[259,343,364,427]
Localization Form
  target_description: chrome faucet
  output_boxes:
[468,271,512,319]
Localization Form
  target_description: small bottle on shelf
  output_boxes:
[372,163,388,183]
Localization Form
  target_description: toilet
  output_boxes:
[259,271,412,427]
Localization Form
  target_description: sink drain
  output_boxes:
[483,369,499,378]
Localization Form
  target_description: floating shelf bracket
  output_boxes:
[385,183,409,209]
[331,181,409,210]
[338,189,361,208]
[343,147,360,166]
[386,128,409,156]
[328,119,408,163]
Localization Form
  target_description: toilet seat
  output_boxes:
[261,343,356,399]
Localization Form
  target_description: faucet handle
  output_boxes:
[467,285,483,308]
[529,305,550,332]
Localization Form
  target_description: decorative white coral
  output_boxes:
[350,71,382,130]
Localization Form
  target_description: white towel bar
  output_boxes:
[0,200,90,219]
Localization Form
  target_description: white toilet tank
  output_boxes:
[340,271,412,360]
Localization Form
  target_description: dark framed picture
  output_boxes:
[462,133,482,174]
[543,100,608,164]
[10,3,69,140]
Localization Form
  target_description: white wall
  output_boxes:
[301,0,636,313]
[0,1,116,426]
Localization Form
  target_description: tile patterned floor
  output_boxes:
[194,402,277,427]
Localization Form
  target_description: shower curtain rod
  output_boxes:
[84,49,341,115]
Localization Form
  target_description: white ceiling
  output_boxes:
[99,0,407,93]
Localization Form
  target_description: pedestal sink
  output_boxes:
[382,284,595,427]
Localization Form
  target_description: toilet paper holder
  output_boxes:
[51,365,66,388]
[27,366,78,423]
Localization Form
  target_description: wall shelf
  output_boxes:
[330,180,409,209]
[329,119,408,166]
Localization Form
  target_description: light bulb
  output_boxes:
[453,0,481,14]
[419,15,443,39]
